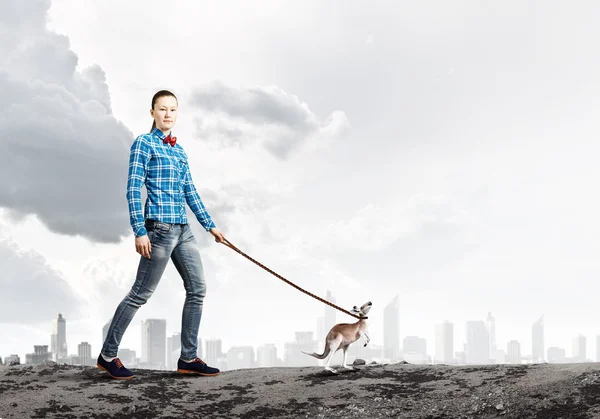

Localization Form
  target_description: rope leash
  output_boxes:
[221,238,367,320]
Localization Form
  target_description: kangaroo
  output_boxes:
[302,301,372,374]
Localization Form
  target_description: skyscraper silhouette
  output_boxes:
[227,346,255,370]
[102,318,112,344]
[141,319,166,368]
[532,315,544,362]
[466,320,490,364]
[26,345,51,365]
[284,331,318,367]
[325,290,336,331]
[316,290,337,343]
[507,340,521,364]
[257,344,278,367]
[383,295,400,361]
[486,312,497,361]
[167,332,181,370]
[78,342,92,366]
[435,321,454,364]
[51,313,67,362]
[572,334,586,362]
[547,346,566,363]
[205,339,223,367]
[403,336,427,355]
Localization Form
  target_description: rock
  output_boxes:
[2,360,600,418]
[353,358,366,366]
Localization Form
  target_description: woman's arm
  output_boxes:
[126,136,151,237]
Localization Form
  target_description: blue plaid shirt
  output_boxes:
[126,127,216,237]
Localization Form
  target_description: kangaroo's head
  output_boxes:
[350,301,372,317]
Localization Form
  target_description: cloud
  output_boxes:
[0,0,134,243]
[189,81,350,158]
[0,0,350,245]
[0,237,83,324]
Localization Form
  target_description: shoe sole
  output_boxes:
[97,363,135,380]
[177,368,220,376]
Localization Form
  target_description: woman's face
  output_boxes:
[151,95,178,132]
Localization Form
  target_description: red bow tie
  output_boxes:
[164,135,177,147]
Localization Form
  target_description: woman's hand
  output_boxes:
[209,227,226,243]
[135,234,152,258]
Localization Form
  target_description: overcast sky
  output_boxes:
[2,0,600,364]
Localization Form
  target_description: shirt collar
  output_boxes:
[151,127,173,140]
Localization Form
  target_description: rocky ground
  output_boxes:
[1,360,600,418]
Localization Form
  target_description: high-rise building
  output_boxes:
[532,315,544,362]
[205,339,223,367]
[507,340,521,364]
[383,295,400,361]
[573,335,586,362]
[295,332,314,345]
[316,290,337,343]
[349,340,385,364]
[102,318,112,345]
[547,347,566,363]
[284,331,319,367]
[4,354,21,365]
[466,320,490,364]
[141,319,167,368]
[227,346,255,370]
[51,313,68,362]
[167,333,181,370]
[403,336,427,356]
[118,349,137,364]
[435,321,454,364]
[316,317,326,345]
[485,313,497,361]
[325,290,336,333]
[402,336,429,364]
[257,344,278,367]
[25,345,51,365]
[78,342,92,366]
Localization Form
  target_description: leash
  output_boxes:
[221,238,367,320]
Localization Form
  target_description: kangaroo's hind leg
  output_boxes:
[341,345,354,370]
[324,337,342,374]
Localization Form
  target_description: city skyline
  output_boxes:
[5,293,600,370]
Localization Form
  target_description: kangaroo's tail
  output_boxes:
[301,344,331,360]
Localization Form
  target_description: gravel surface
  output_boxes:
[1,361,600,418]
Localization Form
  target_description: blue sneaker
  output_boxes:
[177,358,220,376]
[96,354,134,380]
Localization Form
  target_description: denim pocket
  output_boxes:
[152,222,172,234]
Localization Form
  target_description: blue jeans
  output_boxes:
[101,220,207,361]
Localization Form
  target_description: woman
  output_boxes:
[97,90,224,380]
